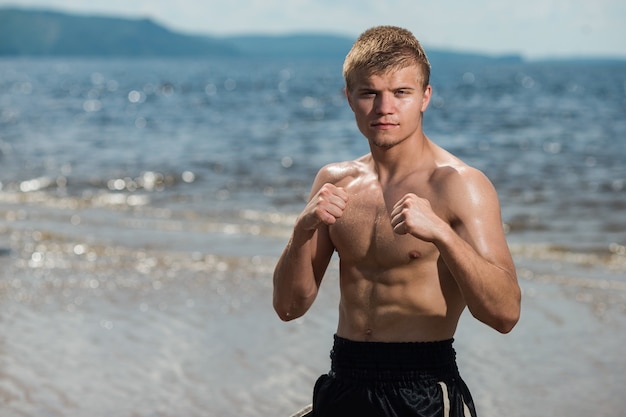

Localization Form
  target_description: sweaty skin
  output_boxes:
[273,65,520,342]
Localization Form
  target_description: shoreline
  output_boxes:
[0,198,625,416]
[0,237,624,416]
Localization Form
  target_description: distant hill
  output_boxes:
[218,34,355,59]
[0,7,525,63]
[0,8,238,56]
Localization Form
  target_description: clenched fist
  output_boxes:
[390,193,444,242]
[298,183,349,231]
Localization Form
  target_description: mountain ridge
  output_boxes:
[2,7,621,63]
[0,7,526,62]
[0,8,238,56]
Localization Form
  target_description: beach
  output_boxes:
[0,196,625,417]
[1,56,625,416]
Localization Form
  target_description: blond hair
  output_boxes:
[343,26,431,91]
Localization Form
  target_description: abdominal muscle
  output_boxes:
[335,262,465,342]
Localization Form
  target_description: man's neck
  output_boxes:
[370,134,433,185]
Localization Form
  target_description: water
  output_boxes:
[2,58,624,251]
[0,57,625,417]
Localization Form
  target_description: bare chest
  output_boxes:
[328,183,441,268]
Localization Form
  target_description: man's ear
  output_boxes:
[421,85,432,112]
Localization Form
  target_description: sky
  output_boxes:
[2,0,626,59]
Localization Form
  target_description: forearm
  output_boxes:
[435,226,521,333]
[273,178,347,321]
[273,228,320,321]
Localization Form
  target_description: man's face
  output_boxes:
[346,65,432,150]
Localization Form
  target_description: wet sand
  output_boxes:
[0,216,625,417]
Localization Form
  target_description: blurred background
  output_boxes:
[0,1,625,416]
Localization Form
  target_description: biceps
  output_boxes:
[454,200,514,270]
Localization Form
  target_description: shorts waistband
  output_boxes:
[330,334,459,381]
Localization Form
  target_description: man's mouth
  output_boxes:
[372,121,398,129]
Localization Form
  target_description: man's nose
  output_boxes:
[374,92,395,114]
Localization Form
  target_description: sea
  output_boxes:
[0,56,625,417]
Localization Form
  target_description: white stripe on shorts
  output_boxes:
[438,382,451,417]
[438,381,472,417]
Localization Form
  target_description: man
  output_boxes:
[273,26,521,417]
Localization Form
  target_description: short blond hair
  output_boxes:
[343,26,431,92]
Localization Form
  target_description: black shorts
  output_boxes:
[311,335,477,417]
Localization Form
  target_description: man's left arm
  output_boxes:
[391,168,521,333]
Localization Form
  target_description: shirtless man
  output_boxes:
[273,26,521,417]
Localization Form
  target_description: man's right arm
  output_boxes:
[273,170,348,321]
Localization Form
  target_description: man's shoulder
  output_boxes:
[430,154,499,219]
[433,161,493,196]
[431,146,490,187]
[317,154,372,184]
[433,160,483,181]
[424,145,495,201]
